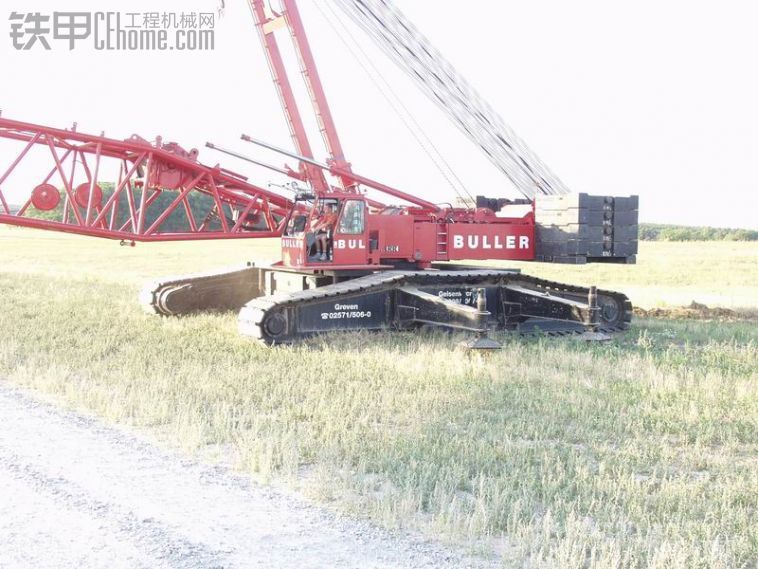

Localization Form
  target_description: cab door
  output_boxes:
[331,199,368,265]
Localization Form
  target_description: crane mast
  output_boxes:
[248,0,355,191]
[247,0,329,192]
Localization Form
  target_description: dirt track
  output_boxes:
[634,302,758,320]
[0,383,491,569]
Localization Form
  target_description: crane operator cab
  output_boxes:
[312,201,339,260]
[281,195,368,267]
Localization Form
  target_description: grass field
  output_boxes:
[1,226,756,567]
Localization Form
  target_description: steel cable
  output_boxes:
[332,0,572,200]
[315,1,476,206]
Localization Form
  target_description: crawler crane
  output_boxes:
[0,0,637,347]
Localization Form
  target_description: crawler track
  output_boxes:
[139,264,262,316]
[237,270,632,344]
[140,266,631,345]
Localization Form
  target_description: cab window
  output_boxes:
[337,200,365,234]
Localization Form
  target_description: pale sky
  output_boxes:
[1,0,756,229]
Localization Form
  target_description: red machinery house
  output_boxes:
[280,191,534,269]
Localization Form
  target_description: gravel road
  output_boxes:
[0,382,493,569]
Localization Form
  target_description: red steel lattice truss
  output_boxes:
[0,117,293,242]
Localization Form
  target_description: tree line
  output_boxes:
[639,223,757,241]
[26,183,224,232]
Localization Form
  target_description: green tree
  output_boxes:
[26,183,227,232]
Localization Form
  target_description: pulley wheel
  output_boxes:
[30,184,60,211]
[74,183,103,208]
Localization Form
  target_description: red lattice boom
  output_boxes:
[0,117,292,241]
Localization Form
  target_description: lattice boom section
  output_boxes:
[0,117,292,241]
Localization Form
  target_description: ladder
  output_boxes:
[436,223,448,259]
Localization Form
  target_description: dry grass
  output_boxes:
[1,227,756,568]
